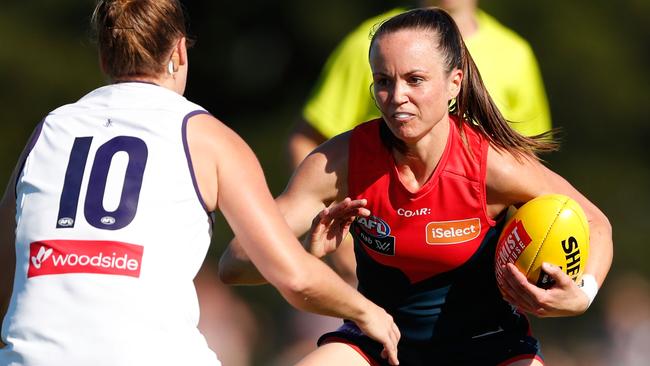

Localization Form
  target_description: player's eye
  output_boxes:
[408,76,424,85]
[373,75,392,88]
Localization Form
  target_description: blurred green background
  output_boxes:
[1,1,649,365]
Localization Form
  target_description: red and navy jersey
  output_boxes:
[348,118,524,343]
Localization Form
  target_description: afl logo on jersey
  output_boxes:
[101,216,116,225]
[356,216,391,237]
[352,216,395,256]
[57,217,74,227]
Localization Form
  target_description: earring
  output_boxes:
[448,97,457,112]
[168,61,175,75]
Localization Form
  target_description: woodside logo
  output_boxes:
[425,218,481,245]
[28,240,143,278]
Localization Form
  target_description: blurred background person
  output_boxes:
[601,273,650,366]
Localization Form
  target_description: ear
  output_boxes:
[447,68,463,99]
[170,37,187,72]
[179,37,187,66]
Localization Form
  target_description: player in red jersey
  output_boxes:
[220,8,613,366]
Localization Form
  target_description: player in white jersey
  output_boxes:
[0,1,401,365]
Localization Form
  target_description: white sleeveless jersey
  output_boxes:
[1,82,221,366]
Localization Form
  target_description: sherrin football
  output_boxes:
[495,194,589,290]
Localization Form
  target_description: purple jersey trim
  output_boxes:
[182,110,212,215]
[15,119,45,196]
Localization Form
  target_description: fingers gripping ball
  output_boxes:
[495,194,590,290]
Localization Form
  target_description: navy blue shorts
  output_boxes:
[318,321,543,366]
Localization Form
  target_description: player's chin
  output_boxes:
[386,124,424,144]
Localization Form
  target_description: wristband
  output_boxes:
[579,274,599,307]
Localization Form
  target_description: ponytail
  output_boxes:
[92,0,192,80]
[454,39,558,159]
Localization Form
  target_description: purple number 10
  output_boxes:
[56,136,148,230]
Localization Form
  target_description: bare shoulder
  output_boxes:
[299,131,350,177]
[290,131,351,202]
[185,113,259,164]
[185,113,260,212]
[318,129,352,152]
[485,146,524,194]
[186,111,220,129]
[485,146,554,214]
[186,113,241,146]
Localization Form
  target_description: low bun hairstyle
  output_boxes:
[92,0,191,80]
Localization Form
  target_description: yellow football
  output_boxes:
[495,194,590,289]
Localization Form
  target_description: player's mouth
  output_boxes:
[392,112,415,122]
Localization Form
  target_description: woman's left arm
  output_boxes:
[486,147,613,317]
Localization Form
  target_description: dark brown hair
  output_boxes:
[370,8,558,159]
[92,0,191,80]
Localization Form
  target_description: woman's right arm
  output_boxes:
[187,116,400,364]
[218,196,369,284]
[218,130,352,284]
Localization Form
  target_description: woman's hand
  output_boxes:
[499,262,590,317]
[355,304,401,365]
[304,198,370,258]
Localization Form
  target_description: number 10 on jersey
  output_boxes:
[56,136,148,231]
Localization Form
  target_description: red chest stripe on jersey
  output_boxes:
[425,218,481,245]
[28,240,143,278]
